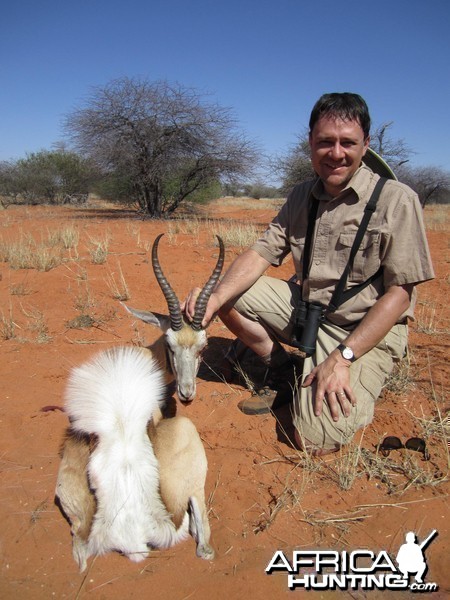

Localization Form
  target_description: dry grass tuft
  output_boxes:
[46,225,80,249]
[214,196,284,211]
[168,217,202,239]
[384,356,415,394]
[415,299,447,334]
[359,447,448,494]
[65,314,97,329]
[423,204,449,231]
[21,304,52,343]
[87,233,110,264]
[10,281,33,296]
[105,262,130,301]
[0,234,63,271]
[211,220,262,247]
[0,306,17,340]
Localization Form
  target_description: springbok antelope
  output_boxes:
[55,235,224,571]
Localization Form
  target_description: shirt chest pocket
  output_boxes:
[337,230,381,282]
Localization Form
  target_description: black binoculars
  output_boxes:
[291,300,325,356]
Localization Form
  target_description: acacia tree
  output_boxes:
[64,77,258,217]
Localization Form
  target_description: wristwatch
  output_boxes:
[337,344,356,362]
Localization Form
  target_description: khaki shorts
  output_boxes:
[234,276,408,451]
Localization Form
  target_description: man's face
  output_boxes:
[309,115,370,197]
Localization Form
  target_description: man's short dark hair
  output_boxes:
[309,93,371,139]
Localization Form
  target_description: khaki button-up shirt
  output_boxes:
[251,165,435,328]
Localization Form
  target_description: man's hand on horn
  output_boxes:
[182,289,221,329]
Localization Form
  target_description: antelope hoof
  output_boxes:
[197,543,215,560]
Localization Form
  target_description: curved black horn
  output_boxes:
[191,236,225,331]
[152,233,183,331]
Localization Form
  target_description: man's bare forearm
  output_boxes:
[184,249,270,326]
[332,283,413,364]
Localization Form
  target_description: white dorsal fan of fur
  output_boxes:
[65,346,189,563]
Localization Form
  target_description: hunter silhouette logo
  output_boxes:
[396,530,437,584]
[266,529,439,592]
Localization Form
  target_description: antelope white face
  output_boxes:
[166,326,207,403]
[124,233,224,404]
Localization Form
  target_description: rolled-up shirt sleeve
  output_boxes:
[380,185,435,288]
[250,183,311,268]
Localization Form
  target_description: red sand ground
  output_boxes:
[0,199,448,599]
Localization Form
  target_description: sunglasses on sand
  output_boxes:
[376,436,430,461]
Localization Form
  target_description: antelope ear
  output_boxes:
[121,303,171,331]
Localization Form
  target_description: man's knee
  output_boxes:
[293,401,368,454]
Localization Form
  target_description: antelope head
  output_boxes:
[124,234,225,403]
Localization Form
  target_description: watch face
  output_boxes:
[342,347,353,360]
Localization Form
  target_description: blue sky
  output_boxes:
[1,0,449,174]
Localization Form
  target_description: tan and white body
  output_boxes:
[56,347,214,572]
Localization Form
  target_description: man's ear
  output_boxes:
[363,135,371,154]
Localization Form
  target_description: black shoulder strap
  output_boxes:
[301,196,319,284]
[327,177,387,312]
